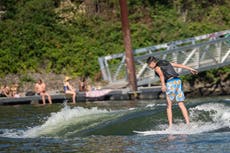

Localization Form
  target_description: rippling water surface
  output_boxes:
[0,96,230,152]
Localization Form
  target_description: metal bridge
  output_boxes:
[98,30,230,88]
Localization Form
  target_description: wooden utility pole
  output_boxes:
[119,0,137,92]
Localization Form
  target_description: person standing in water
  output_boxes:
[34,79,52,105]
[146,56,198,128]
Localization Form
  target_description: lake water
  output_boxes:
[0,96,230,153]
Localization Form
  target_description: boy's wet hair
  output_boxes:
[146,56,158,65]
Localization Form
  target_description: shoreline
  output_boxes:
[0,85,229,105]
[0,72,229,100]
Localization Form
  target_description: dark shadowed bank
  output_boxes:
[182,67,230,97]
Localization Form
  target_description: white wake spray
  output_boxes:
[135,103,230,135]
[1,105,120,138]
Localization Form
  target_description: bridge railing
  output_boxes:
[98,30,230,86]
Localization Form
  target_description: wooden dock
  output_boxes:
[0,86,162,105]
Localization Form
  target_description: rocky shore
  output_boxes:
[0,73,76,96]
[0,71,229,98]
[183,71,230,97]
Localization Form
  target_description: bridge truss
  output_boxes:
[98,30,230,87]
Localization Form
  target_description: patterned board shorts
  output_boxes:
[166,77,185,102]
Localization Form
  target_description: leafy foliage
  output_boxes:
[0,0,229,79]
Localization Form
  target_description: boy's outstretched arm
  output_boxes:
[171,63,198,75]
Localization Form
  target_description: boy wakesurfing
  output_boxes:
[147,56,198,128]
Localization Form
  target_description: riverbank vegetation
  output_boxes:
[0,0,229,80]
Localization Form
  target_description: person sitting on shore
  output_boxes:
[34,79,52,105]
[63,76,76,104]
[79,77,88,92]
[10,83,20,98]
[0,85,11,97]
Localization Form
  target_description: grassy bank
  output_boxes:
[0,0,229,81]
